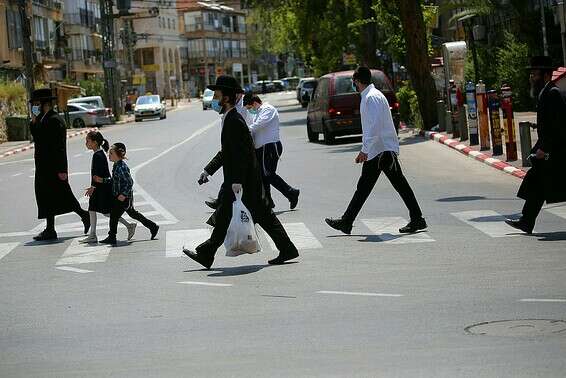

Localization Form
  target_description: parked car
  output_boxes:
[306,69,400,144]
[202,89,214,110]
[134,95,166,122]
[297,78,317,108]
[272,80,285,92]
[254,80,275,93]
[282,76,300,91]
[61,103,103,128]
[68,95,114,124]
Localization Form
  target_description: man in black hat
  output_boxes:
[184,76,299,268]
[29,88,90,241]
[506,56,566,233]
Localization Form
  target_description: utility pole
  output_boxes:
[18,0,35,103]
[100,0,121,118]
[540,0,549,56]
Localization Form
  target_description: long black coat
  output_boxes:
[518,82,566,204]
[30,110,81,219]
[88,150,113,214]
[204,107,269,215]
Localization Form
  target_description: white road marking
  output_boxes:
[11,173,23,177]
[545,205,566,220]
[520,298,566,303]
[266,222,322,250]
[55,238,111,265]
[0,158,34,166]
[451,210,518,238]
[56,266,93,273]
[0,242,19,261]
[69,171,89,176]
[166,229,212,257]
[127,147,154,152]
[177,281,233,287]
[317,291,403,297]
[361,217,435,244]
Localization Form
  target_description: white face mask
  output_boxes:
[31,105,41,117]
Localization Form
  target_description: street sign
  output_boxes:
[232,63,243,72]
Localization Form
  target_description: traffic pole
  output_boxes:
[487,89,504,156]
[476,81,490,150]
[466,81,479,145]
[500,84,518,161]
[449,81,460,138]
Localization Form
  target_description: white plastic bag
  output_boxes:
[224,189,261,257]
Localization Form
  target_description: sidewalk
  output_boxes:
[419,111,539,180]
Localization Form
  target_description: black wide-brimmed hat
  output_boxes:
[29,88,57,103]
[527,56,556,71]
[207,75,244,94]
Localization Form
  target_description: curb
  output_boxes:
[419,130,527,180]
[0,127,98,159]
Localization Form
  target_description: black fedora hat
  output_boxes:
[29,88,57,103]
[526,56,556,71]
[207,75,244,94]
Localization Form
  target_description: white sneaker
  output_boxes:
[79,235,98,244]
[127,223,137,241]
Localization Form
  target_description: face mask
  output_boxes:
[211,99,222,113]
[352,82,358,92]
[248,108,258,116]
[31,105,41,117]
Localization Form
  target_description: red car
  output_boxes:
[306,69,400,144]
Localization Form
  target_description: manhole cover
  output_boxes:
[465,319,566,337]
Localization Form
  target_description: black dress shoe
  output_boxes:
[33,230,58,241]
[205,198,219,210]
[182,248,214,269]
[81,214,91,235]
[150,225,159,240]
[399,218,427,234]
[289,189,300,210]
[325,217,352,235]
[100,236,117,245]
[268,249,299,265]
[505,219,533,234]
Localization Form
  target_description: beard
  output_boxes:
[530,79,545,99]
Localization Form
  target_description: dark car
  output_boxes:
[306,70,400,144]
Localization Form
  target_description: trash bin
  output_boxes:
[5,116,30,141]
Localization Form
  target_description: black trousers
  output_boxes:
[521,197,545,227]
[46,202,87,232]
[342,151,423,223]
[256,142,295,203]
[108,198,157,238]
[200,195,298,259]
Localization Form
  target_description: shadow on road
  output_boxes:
[280,118,306,127]
[24,236,75,246]
[534,232,566,241]
[207,264,270,277]
[436,196,518,202]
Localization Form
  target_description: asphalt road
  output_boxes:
[1,92,565,377]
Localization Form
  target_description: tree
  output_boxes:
[395,0,438,129]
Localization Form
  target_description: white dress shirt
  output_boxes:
[359,83,399,160]
[248,102,280,149]
[235,97,254,125]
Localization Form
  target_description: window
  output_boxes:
[222,15,231,33]
[33,16,47,49]
[240,40,247,58]
[167,18,171,29]
[206,39,220,56]
[334,77,354,95]
[6,9,23,49]
[188,39,204,58]
[184,11,202,32]
[237,16,246,33]
[223,40,231,58]
[204,11,219,31]
[231,40,240,58]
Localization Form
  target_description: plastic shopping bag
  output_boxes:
[224,189,261,257]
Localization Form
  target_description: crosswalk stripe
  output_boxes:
[265,222,322,251]
[361,217,435,244]
[56,266,93,273]
[451,210,518,238]
[545,205,566,220]
[166,229,212,257]
[0,242,19,262]
[55,238,111,265]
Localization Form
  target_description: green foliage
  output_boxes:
[495,31,531,111]
[79,78,105,98]
[396,81,422,129]
[0,81,28,142]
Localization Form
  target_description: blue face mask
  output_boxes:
[352,82,358,92]
[211,99,222,113]
[248,108,258,116]
[31,105,41,117]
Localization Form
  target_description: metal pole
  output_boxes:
[519,122,533,167]
[541,0,549,56]
[18,0,35,102]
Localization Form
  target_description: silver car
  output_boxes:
[135,95,166,121]
[61,103,102,128]
[202,89,214,110]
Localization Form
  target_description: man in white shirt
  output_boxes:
[325,66,426,234]
[243,94,300,210]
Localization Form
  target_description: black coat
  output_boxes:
[518,82,566,204]
[204,107,269,215]
[88,149,113,214]
[30,110,81,219]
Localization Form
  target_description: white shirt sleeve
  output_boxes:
[249,106,277,134]
[235,97,254,125]
[361,96,379,155]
